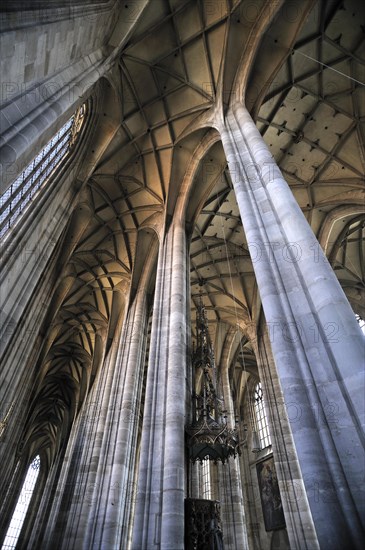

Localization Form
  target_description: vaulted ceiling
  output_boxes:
[25,0,364,462]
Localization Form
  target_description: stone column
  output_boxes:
[38,269,154,549]
[219,333,248,550]
[189,462,200,499]
[132,219,188,550]
[219,102,365,549]
[0,201,91,505]
[38,324,112,549]
[79,286,149,550]
[255,330,319,550]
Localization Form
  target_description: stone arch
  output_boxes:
[318,204,365,257]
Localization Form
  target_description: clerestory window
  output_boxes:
[1,455,41,550]
[254,382,271,449]
[0,104,86,239]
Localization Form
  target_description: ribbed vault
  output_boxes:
[192,0,364,373]
[23,0,364,464]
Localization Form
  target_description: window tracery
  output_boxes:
[1,455,41,550]
[254,382,271,450]
[201,458,211,500]
[0,104,86,239]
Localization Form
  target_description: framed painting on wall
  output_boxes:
[256,456,286,531]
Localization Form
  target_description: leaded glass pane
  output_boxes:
[0,104,86,239]
[254,382,271,449]
[201,458,211,500]
[1,456,41,550]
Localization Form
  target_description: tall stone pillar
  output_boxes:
[80,286,150,550]
[38,325,114,549]
[219,333,248,550]
[37,277,150,549]
[255,330,319,550]
[132,219,188,550]
[219,102,365,549]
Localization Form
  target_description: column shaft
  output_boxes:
[132,220,188,550]
[220,102,365,548]
[255,333,319,550]
[38,286,148,549]
[220,343,248,550]
[82,289,149,549]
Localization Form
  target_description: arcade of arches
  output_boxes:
[0,1,364,549]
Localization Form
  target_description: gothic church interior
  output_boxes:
[0,1,364,549]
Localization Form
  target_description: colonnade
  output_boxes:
[0,2,364,546]
[1,97,364,550]
[23,101,362,550]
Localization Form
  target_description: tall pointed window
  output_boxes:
[0,104,86,239]
[201,459,211,499]
[254,382,271,449]
[1,455,41,550]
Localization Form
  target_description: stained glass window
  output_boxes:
[1,455,41,550]
[0,104,86,240]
